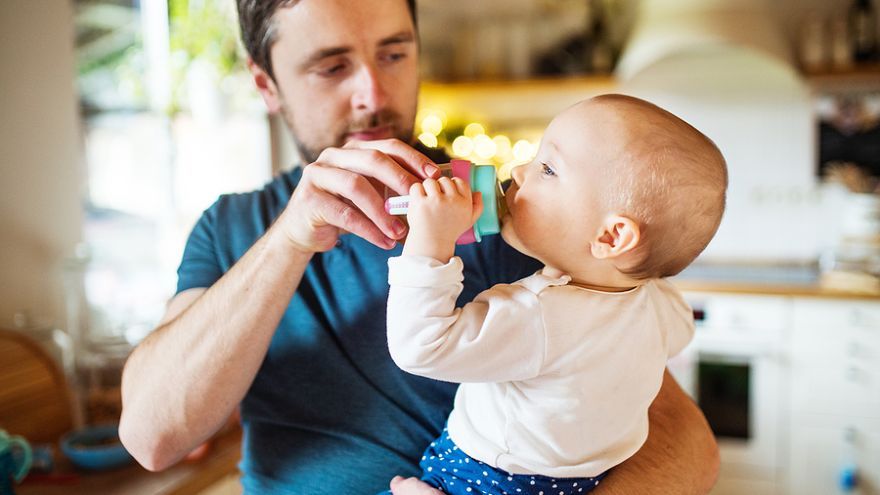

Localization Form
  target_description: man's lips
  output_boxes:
[347,126,394,141]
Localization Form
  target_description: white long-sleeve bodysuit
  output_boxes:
[387,255,695,478]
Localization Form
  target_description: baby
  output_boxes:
[385,94,727,494]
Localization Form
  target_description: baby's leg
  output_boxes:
[415,428,608,495]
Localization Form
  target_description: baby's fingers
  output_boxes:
[437,176,459,196]
[451,177,471,198]
[471,192,484,224]
[421,178,441,196]
[409,182,426,197]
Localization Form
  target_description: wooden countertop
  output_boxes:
[667,262,880,300]
[671,278,880,300]
[18,427,242,495]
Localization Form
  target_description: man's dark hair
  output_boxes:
[237,0,417,80]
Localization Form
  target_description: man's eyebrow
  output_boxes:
[299,46,352,71]
[378,31,416,47]
[298,32,415,72]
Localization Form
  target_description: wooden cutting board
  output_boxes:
[0,329,73,443]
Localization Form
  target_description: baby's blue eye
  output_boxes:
[540,163,556,177]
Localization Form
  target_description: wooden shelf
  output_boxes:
[803,63,880,92]
[419,75,618,127]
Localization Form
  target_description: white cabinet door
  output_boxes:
[790,299,880,495]
[789,416,879,495]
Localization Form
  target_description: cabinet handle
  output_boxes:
[847,342,860,358]
[845,367,860,382]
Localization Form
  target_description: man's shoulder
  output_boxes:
[209,167,303,219]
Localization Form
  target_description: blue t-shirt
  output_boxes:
[177,167,541,494]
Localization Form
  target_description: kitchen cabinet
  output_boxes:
[674,277,880,495]
[675,292,791,495]
[788,299,880,495]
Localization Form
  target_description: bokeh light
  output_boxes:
[464,123,486,138]
[452,136,475,157]
[418,132,439,148]
[474,134,497,160]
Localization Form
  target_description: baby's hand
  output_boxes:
[402,177,483,262]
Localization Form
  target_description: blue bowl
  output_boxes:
[60,424,133,470]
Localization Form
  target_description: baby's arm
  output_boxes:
[387,177,544,383]
[387,256,545,383]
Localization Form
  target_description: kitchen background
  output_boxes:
[0,0,878,494]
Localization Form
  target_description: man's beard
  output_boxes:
[279,104,414,165]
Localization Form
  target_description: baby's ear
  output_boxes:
[590,215,640,259]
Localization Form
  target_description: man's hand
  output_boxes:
[389,476,444,495]
[276,139,439,253]
[402,176,483,262]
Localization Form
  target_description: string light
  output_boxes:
[493,135,512,161]
[418,132,439,148]
[512,139,536,162]
[464,123,485,138]
[421,115,444,136]
[474,134,497,160]
[452,136,474,157]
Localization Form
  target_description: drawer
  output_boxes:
[790,356,880,417]
[793,299,880,331]
[792,324,880,370]
[687,293,790,331]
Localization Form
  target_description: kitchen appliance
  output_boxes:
[670,293,790,495]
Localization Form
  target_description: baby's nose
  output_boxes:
[510,164,525,185]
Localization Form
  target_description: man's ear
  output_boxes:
[590,215,640,259]
[248,58,282,114]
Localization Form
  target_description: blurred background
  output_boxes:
[1,0,879,494]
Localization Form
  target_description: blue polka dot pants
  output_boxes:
[407,428,606,495]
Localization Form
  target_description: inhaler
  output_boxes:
[384,160,507,244]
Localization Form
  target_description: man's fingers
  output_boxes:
[308,165,406,241]
[345,138,440,179]
[317,146,421,197]
[317,194,397,249]
[389,476,444,495]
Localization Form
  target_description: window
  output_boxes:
[73,0,271,346]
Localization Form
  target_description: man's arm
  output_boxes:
[592,369,720,494]
[120,139,438,471]
[120,226,313,471]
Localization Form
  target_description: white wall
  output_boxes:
[0,1,84,328]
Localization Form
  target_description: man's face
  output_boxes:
[264,0,419,163]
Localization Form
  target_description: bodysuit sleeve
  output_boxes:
[387,255,546,384]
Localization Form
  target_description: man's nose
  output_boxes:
[350,64,388,113]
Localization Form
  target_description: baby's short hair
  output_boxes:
[593,95,728,280]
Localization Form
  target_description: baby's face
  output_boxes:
[502,102,622,269]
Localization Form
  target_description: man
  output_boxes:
[119,1,720,493]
